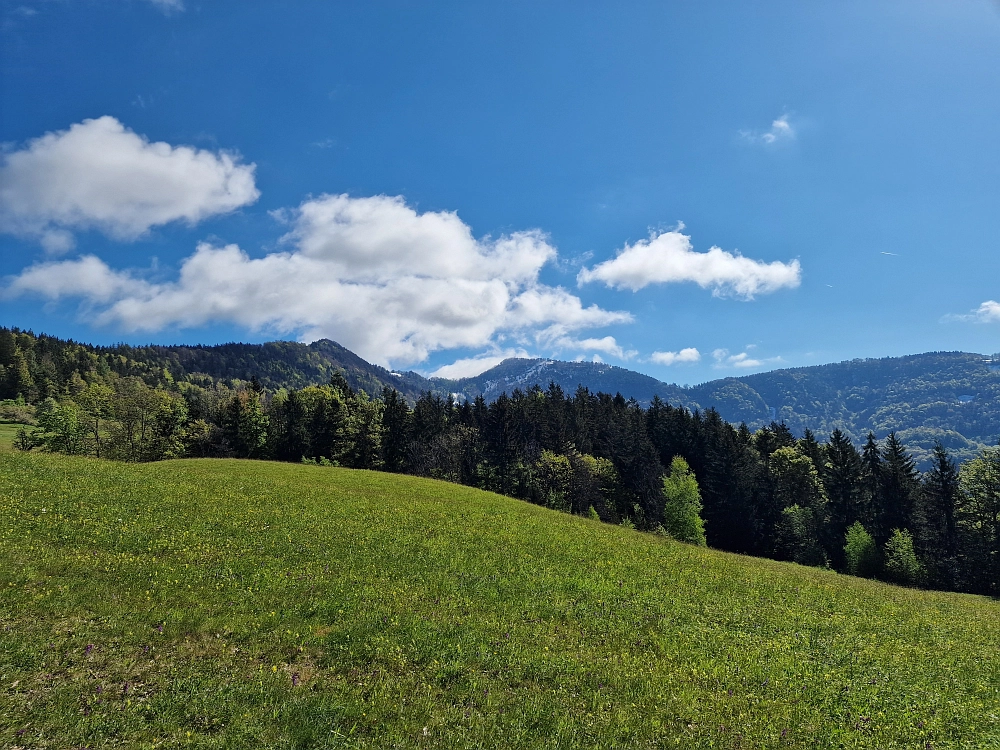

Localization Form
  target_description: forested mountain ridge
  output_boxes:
[436,358,692,406]
[0,328,432,402]
[440,352,1000,466]
[4,326,999,466]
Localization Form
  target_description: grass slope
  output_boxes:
[1,454,998,749]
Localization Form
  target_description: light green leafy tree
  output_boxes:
[883,528,925,587]
[35,397,86,455]
[661,456,706,546]
[843,521,880,578]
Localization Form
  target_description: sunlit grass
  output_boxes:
[0,422,22,451]
[1,452,998,748]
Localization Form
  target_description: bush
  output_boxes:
[13,425,36,452]
[884,528,925,587]
[843,522,880,578]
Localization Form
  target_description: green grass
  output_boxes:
[1,453,998,749]
[0,422,23,451]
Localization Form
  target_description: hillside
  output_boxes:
[436,358,690,406]
[5,327,1000,465]
[443,352,1000,466]
[0,328,434,403]
[2,453,998,748]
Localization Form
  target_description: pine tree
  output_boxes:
[823,429,864,570]
[799,428,825,472]
[861,433,883,536]
[380,387,412,472]
[879,432,919,544]
[913,442,960,589]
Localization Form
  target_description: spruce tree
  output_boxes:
[823,429,864,570]
[914,442,960,589]
[879,432,919,544]
[861,433,883,537]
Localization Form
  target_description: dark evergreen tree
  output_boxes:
[380,387,412,473]
[914,442,960,589]
[823,429,864,569]
[879,432,919,544]
[699,410,761,554]
[861,433,883,535]
[799,428,825,473]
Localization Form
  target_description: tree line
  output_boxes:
[7,364,999,598]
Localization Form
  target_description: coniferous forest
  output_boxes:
[3,326,998,599]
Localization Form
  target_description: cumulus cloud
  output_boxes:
[740,114,796,145]
[7,194,630,368]
[543,335,636,360]
[429,348,529,380]
[947,300,1000,323]
[712,347,782,370]
[0,116,258,252]
[7,255,150,304]
[577,228,801,298]
[650,347,701,366]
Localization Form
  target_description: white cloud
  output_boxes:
[144,0,184,13]
[544,335,635,360]
[429,348,528,379]
[650,347,701,366]
[6,255,150,304]
[0,116,258,252]
[947,300,1000,323]
[712,348,782,370]
[740,114,796,145]
[7,194,629,368]
[577,228,801,298]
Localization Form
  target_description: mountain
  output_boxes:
[434,358,692,405]
[5,326,999,465]
[0,328,435,403]
[438,352,1000,466]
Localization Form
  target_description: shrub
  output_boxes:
[884,528,925,587]
[843,522,879,578]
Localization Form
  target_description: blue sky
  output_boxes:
[2,1,1000,382]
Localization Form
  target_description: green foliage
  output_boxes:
[2,453,1000,748]
[661,456,706,545]
[769,446,828,514]
[12,425,35,452]
[844,522,880,578]
[535,449,572,511]
[777,504,828,567]
[883,528,925,587]
[957,447,1000,595]
[35,397,86,455]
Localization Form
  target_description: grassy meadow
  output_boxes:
[0,422,22,451]
[1,452,998,749]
